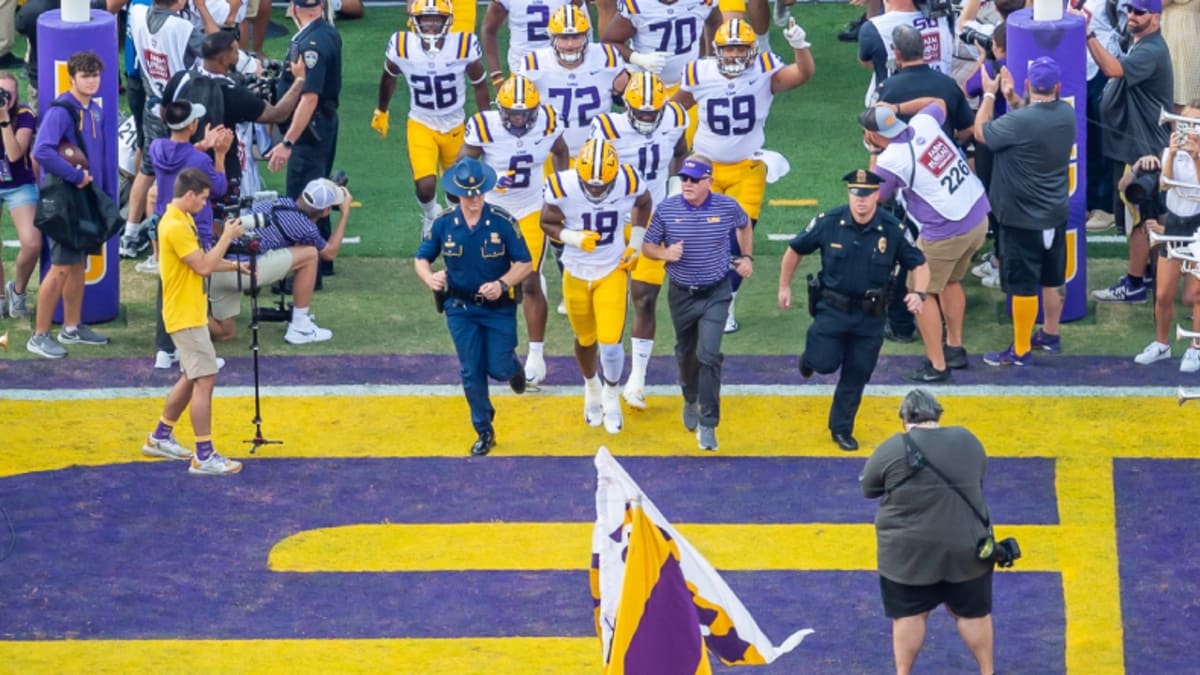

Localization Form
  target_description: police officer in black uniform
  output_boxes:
[778,170,931,451]
[268,0,342,283]
[415,158,533,456]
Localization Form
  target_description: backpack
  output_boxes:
[164,68,227,145]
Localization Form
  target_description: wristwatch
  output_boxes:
[498,279,510,293]
[913,291,927,302]
[1087,31,1097,41]
[281,138,295,149]
[0,121,10,129]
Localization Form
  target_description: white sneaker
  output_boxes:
[1134,341,1171,365]
[584,379,604,426]
[135,255,159,274]
[154,350,179,369]
[285,315,333,344]
[981,271,1001,289]
[1086,210,1115,232]
[602,383,623,434]
[525,352,547,386]
[971,257,997,279]
[142,433,192,460]
[622,380,647,411]
[1182,347,1200,373]
[188,451,243,476]
[557,299,568,315]
[177,356,225,372]
[724,313,740,334]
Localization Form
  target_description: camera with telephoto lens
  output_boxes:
[916,0,954,19]
[240,57,284,105]
[0,89,10,107]
[976,535,1022,568]
[960,27,994,61]
[1124,168,1164,221]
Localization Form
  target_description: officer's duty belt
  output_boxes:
[445,285,515,309]
[821,288,865,314]
[670,278,725,296]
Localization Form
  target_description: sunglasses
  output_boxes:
[1128,7,1149,15]
[680,175,710,183]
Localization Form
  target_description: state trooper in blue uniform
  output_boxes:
[270,0,343,283]
[778,170,931,451]
[415,158,534,456]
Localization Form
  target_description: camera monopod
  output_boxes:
[241,241,284,454]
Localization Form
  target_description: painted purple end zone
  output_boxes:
[1114,459,1200,675]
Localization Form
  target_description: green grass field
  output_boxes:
[0,5,1176,362]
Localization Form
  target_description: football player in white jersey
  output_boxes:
[521,5,630,156]
[371,0,490,233]
[672,17,813,331]
[541,139,652,434]
[480,0,580,84]
[588,72,688,410]
[857,0,954,105]
[460,75,571,386]
[600,0,722,93]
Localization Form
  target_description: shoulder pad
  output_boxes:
[666,101,687,128]
[683,61,699,87]
[523,52,538,71]
[543,105,559,135]
[391,31,409,60]
[622,165,641,196]
[602,44,619,68]
[593,113,618,139]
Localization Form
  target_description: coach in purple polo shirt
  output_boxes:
[643,155,753,452]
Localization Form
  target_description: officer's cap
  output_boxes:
[858,106,907,139]
[843,169,884,196]
[442,157,497,198]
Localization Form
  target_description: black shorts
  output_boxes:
[1158,212,1200,258]
[997,223,1067,296]
[880,569,993,619]
[127,75,146,149]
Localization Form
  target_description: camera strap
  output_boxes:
[899,433,992,530]
[51,102,88,159]
[266,204,303,246]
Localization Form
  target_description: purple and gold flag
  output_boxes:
[593,447,813,669]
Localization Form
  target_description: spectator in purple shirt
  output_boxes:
[0,72,40,321]
[26,51,110,360]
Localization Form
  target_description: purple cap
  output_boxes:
[1027,56,1061,92]
[1128,0,1162,12]
[678,157,712,180]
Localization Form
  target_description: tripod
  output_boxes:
[242,244,284,454]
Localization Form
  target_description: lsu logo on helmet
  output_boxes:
[624,71,667,135]
[577,138,619,202]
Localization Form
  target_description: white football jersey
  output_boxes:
[385,31,482,133]
[544,165,646,280]
[616,0,716,87]
[588,102,687,206]
[464,105,564,219]
[184,0,245,31]
[864,11,954,105]
[521,43,626,155]
[129,5,196,99]
[498,0,573,74]
[876,112,985,227]
[681,54,782,163]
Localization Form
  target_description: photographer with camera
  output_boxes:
[861,388,1015,675]
[858,0,954,106]
[207,177,350,345]
[0,72,40,321]
[1127,101,1200,370]
[164,31,308,221]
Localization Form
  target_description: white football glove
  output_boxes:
[629,51,668,74]
[627,225,646,252]
[783,18,810,50]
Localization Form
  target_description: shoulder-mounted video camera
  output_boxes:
[917,0,956,20]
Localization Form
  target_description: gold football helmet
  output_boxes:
[408,0,453,54]
[496,74,541,136]
[576,138,619,202]
[624,71,667,135]
[548,5,590,65]
[713,19,758,77]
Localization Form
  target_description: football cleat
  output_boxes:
[713,19,758,77]
[548,5,590,65]
[496,74,541,137]
[625,71,667,135]
[576,138,619,203]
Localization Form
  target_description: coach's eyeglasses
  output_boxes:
[680,175,711,183]
[1128,7,1149,15]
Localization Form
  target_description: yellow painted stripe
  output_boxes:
[0,638,602,673]
[268,522,1081,573]
[768,198,818,207]
[3,394,1197,479]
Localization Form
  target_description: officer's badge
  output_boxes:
[857,169,867,184]
[303,50,319,69]
[877,237,887,254]
[491,232,500,243]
